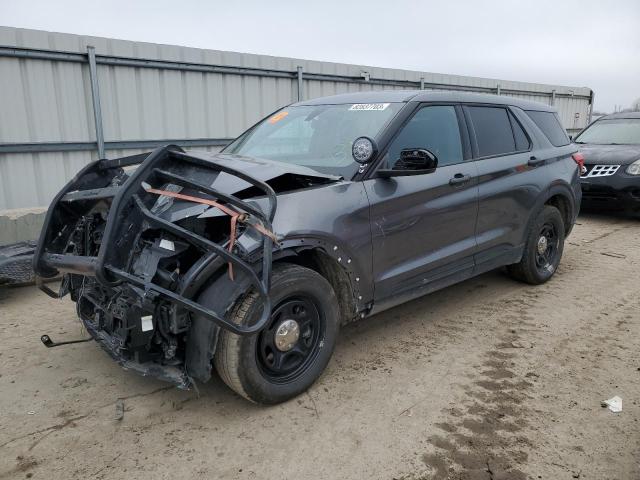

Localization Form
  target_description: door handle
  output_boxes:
[449,173,471,186]
[528,156,545,167]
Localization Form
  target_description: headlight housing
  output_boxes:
[626,159,640,175]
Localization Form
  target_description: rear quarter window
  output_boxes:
[525,110,570,147]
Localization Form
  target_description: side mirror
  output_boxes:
[377,148,438,178]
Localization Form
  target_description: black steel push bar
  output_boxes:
[34,145,278,335]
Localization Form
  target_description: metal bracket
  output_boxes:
[40,334,92,348]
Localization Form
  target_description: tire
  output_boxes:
[214,263,340,404]
[507,205,565,285]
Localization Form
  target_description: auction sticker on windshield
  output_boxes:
[349,103,390,111]
[268,111,289,124]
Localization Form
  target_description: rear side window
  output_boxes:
[525,110,570,146]
[467,106,518,157]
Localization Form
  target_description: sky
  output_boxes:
[1,0,638,113]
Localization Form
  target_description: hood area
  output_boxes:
[578,144,640,166]
[203,153,342,195]
[153,152,343,222]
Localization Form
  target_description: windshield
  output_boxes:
[575,118,640,145]
[223,103,404,177]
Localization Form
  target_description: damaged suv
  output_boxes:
[35,91,581,404]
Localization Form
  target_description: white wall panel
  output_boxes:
[0,26,592,210]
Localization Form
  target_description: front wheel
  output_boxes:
[507,205,565,285]
[214,263,340,404]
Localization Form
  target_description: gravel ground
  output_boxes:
[0,212,638,480]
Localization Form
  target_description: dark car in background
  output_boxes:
[575,112,640,215]
[34,91,582,404]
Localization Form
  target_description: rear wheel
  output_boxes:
[507,205,565,285]
[214,263,340,404]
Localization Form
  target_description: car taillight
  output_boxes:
[572,152,587,175]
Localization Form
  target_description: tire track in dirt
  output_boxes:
[418,215,640,480]
[420,293,541,480]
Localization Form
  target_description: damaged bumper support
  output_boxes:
[33,145,278,388]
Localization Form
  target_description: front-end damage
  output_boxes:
[34,145,341,388]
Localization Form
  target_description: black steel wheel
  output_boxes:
[257,296,325,383]
[214,263,340,404]
[534,222,560,275]
[507,205,565,285]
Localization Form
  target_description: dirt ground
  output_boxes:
[1,211,638,480]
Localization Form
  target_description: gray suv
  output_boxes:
[35,91,582,404]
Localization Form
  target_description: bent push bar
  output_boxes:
[34,145,278,336]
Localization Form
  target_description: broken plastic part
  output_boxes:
[602,396,622,413]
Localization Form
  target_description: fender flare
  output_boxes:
[522,182,578,246]
[273,235,371,308]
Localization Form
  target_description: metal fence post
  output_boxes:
[588,90,595,124]
[87,46,105,159]
[296,66,304,101]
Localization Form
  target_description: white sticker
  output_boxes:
[141,315,154,332]
[159,239,175,251]
[349,103,390,111]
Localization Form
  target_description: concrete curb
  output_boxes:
[0,208,46,246]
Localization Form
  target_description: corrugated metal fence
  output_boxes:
[0,26,593,211]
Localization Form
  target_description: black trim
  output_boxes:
[455,105,473,161]
[507,108,533,151]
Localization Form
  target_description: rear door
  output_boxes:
[364,104,479,308]
[463,104,542,272]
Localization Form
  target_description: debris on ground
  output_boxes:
[601,396,622,413]
[115,399,125,421]
[600,252,626,259]
[510,340,533,349]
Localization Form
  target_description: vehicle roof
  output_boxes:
[596,112,640,120]
[294,90,557,112]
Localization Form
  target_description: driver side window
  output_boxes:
[385,105,463,169]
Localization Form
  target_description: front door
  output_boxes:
[363,104,479,309]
